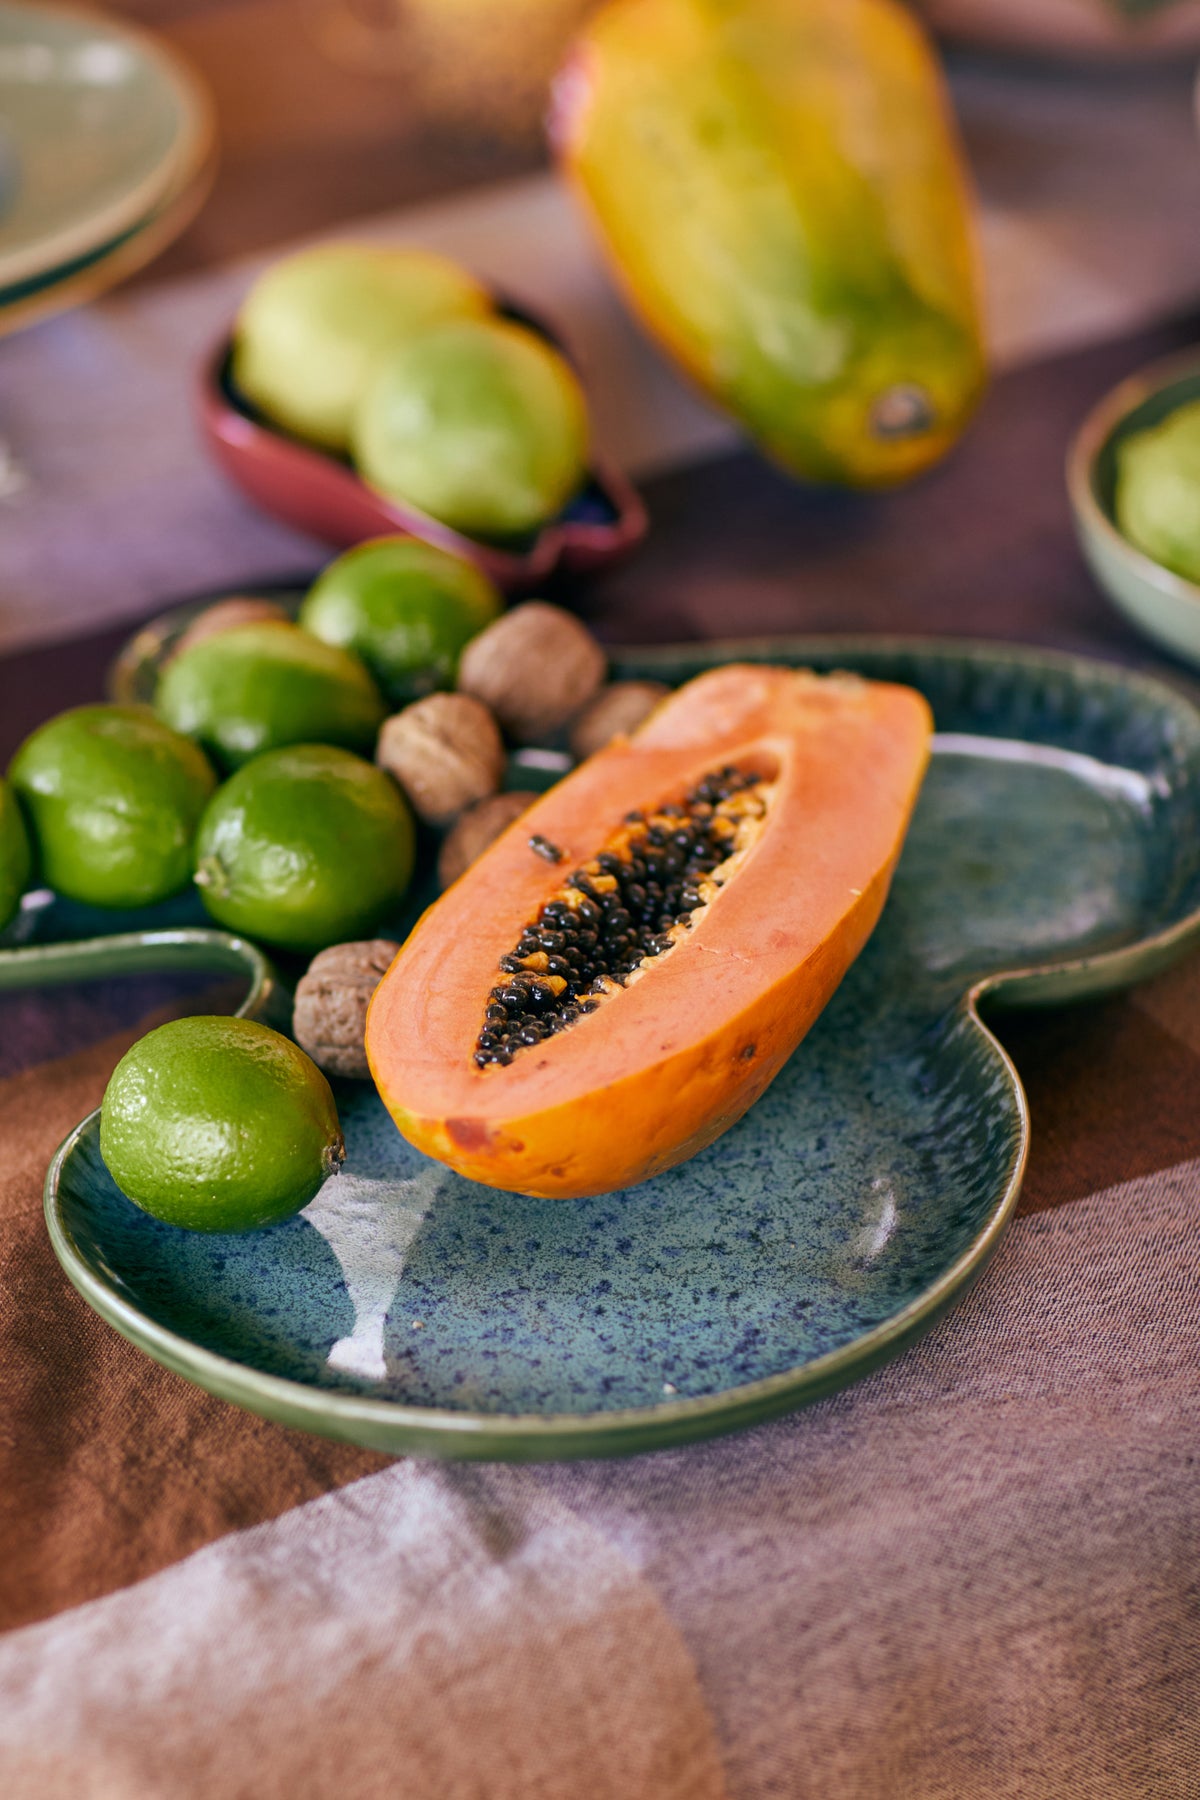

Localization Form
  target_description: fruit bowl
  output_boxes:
[198,329,648,592]
[1067,347,1200,667]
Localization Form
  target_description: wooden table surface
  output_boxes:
[5,17,1200,1792]
[108,0,598,279]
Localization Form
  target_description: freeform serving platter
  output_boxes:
[24,633,1200,1460]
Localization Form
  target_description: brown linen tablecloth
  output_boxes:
[1,309,1199,1796]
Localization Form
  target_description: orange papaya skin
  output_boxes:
[553,0,987,487]
[366,666,932,1198]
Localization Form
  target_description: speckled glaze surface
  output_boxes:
[44,636,1200,1459]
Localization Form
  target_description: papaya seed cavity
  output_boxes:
[475,765,771,1068]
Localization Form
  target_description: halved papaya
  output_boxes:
[366,665,932,1197]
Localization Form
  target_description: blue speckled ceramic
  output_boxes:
[43,636,1200,1459]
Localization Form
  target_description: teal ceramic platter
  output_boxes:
[0,0,211,290]
[41,635,1200,1460]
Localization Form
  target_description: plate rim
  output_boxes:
[0,0,214,289]
[41,629,1200,1458]
[1065,345,1200,613]
[0,147,215,339]
[44,1018,1027,1460]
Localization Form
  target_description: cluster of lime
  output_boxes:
[1,538,501,1233]
[3,537,668,1235]
[232,243,590,541]
[1116,398,1200,586]
[10,258,628,1240]
[0,536,508,952]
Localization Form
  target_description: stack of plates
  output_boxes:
[0,0,214,337]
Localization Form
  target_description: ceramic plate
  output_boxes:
[42,636,1200,1460]
[0,0,212,290]
[0,150,215,339]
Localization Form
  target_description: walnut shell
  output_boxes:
[568,680,671,761]
[172,596,290,659]
[376,692,504,826]
[457,601,606,743]
[293,939,400,1079]
[438,790,538,889]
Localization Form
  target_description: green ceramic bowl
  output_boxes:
[1067,348,1200,666]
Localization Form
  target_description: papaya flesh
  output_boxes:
[366,665,932,1198]
[553,0,987,488]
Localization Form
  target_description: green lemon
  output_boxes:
[231,243,491,452]
[299,537,503,704]
[156,621,386,772]
[193,744,415,953]
[100,1015,344,1232]
[1116,399,1200,584]
[8,706,217,910]
[0,778,32,931]
[354,316,590,539]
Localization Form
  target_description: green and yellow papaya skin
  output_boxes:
[554,0,987,487]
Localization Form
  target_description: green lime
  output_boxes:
[193,743,414,953]
[299,537,503,704]
[156,620,386,772]
[100,1015,344,1232]
[1116,398,1200,584]
[8,706,217,910]
[231,243,491,452]
[354,316,590,540]
[0,778,32,932]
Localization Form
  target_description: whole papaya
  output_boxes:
[554,0,986,487]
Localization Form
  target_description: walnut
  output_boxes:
[438,790,538,889]
[376,692,504,826]
[172,596,290,659]
[457,601,606,742]
[568,680,671,761]
[293,939,400,1078]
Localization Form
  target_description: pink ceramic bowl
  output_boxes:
[197,321,648,592]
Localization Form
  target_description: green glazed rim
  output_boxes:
[0,924,281,1018]
[37,630,1200,1459]
[0,0,214,290]
[1066,344,1200,616]
[44,1050,1027,1461]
